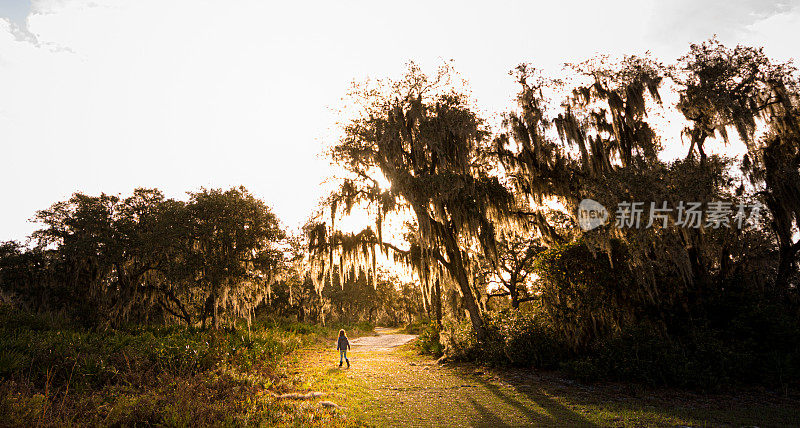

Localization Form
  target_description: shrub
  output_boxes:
[432,285,800,390]
[416,322,444,358]
[560,317,800,390]
[484,311,570,368]
[434,311,571,367]
[439,319,478,361]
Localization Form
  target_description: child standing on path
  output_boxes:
[337,329,350,368]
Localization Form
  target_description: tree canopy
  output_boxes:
[309,40,799,346]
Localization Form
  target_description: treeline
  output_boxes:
[312,39,800,388]
[0,187,285,328]
[265,270,423,326]
[0,187,426,329]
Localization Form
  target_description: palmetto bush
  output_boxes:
[415,322,444,358]
[483,311,569,369]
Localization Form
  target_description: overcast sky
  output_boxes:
[1,0,798,241]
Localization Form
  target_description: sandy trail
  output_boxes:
[348,327,416,349]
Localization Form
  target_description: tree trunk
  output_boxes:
[510,283,519,309]
[448,253,486,341]
[460,281,485,341]
[434,224,486,340]
[508,270,521,309]
[434,278,442,326]
[201,294,213,330]
[211,287,219,330]
[775,243,798,290]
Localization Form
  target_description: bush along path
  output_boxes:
[286,328,800,427]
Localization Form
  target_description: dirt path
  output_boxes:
[290,328,800,427]
[345,329,598,427]
[349,327,416,349]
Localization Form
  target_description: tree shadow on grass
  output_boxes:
[515,385,600,427]
[467,396,542,427]
[464,395,512,427]
[461,373,600,427]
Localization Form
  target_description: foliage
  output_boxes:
[562,294,800,390]
[434,268,800,389]
[401,317,431,334]
[187,187,285,328]
[483,232,545,309]
[437,311,568,368]
[263,267,424,327]
[414,322,444,358]
[0,305,291,392]
[1,187,286,329]
[311,62,523,340]
[532,240,633,349]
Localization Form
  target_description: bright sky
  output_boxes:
[1,0,798,242]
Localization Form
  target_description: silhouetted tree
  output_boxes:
[6,187,286,328]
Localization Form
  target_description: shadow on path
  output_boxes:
[465,395,514,427]
[459,371,599,427]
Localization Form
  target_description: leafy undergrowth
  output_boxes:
[292,329,800,427]
[0,305,373,426]
[4,307,798,427]
[400,318,429,335]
